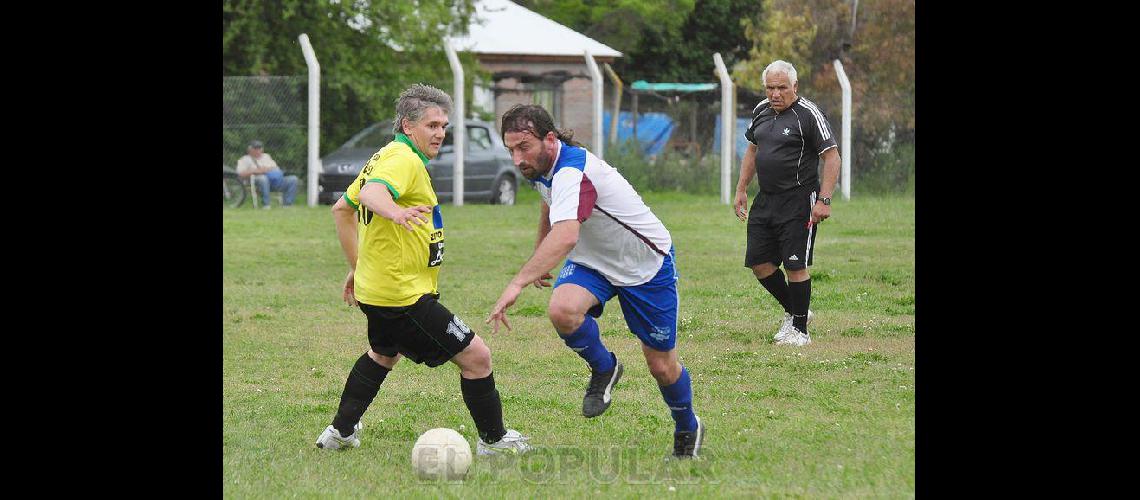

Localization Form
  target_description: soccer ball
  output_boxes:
[411,427,472,481]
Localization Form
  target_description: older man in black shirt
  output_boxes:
[733,60,841,347]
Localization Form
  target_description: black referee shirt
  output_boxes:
[744,96,838,194]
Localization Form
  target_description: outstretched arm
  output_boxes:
[530,201,554,288]
[514,219,578,289]
[486,219,580,334]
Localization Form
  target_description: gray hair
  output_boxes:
[392,84,453,134]
[762,60,798,86]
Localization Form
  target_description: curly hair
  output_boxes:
[499,104,582,147]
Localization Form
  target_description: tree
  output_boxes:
[622,0,757,83]
[520,0,755,84]
[734,0,915,192]
[518,0,694,75]
[222,0,481,159]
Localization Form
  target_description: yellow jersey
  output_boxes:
[342,134,444,307]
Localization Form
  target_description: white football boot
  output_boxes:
[777,327,812,347]
[774,310,812,343]
[476,429,532,456]
[315,421,363,450]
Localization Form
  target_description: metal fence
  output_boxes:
[598,84,742,195]
[600,78,913,195]
[223,60,912,198]
[222,76,308,178]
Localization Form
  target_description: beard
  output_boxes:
[521,148,553,181]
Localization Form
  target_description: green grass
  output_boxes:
[223,189,915,497]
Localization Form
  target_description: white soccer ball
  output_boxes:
[411,427,472,481]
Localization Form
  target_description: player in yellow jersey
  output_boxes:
[315,84,530,455]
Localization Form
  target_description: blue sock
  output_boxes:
[658,365,697,433]
[560,315,615,373]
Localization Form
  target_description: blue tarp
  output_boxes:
[602,111,675,156]
[600,112,752,160]
[712,115,754,163]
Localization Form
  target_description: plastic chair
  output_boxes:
[249,175,283,208]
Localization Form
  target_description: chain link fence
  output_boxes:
[600,77,912,196]
[223,76,308,179]
[223,59,911,198]
[599,85,741,195]
[223,56,467,181]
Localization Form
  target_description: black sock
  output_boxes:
[758,268,793,313]
[332,353,390,436]
[788,278,812,332]
[461,372,506,444]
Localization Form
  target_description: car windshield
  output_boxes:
[341,123,493,152]
[439,126,493,150]
[344,124,395,149]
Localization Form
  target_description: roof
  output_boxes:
[449,0,622,60]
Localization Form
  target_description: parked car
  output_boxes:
[317,119,519,205]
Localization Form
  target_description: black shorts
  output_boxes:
[745,184,819,271]
[357,294,475,368]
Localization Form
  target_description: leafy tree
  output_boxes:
[734,0,915,192]
[518,0,693,69]
[734,7,817,88]
[520,0,755,84]
[223,0,482,161]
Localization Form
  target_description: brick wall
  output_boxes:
[481,60,601,149]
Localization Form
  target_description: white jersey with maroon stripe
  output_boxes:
[531,141,672,286]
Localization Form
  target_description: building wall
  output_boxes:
[479,59,604,149]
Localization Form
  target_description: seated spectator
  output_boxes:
[236,140,298,208]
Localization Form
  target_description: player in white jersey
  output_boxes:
[485,104,704,458]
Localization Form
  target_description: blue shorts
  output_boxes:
[554,248,679,351]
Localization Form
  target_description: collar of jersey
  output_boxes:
[395,133,430,167]
[539,140,564,185]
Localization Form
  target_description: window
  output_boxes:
[441,125,493,151]
[468,126,492,151]
[350,124,394,149]
[529,86,562,128]
[532,89,555,113]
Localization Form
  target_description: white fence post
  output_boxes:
[298,34,320,207]
[713,53,734,205]
[833,59,852,200]
[445,41,465,205]
[583,50,603,159]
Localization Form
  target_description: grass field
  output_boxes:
[223,188,915,497]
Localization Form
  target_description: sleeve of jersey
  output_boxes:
[342,169,364,209]
[744,116,757,145]
[548,168,597,224]
[365,150,415,202]
[805,107,838,155]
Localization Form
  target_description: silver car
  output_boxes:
[317,119,519,205]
